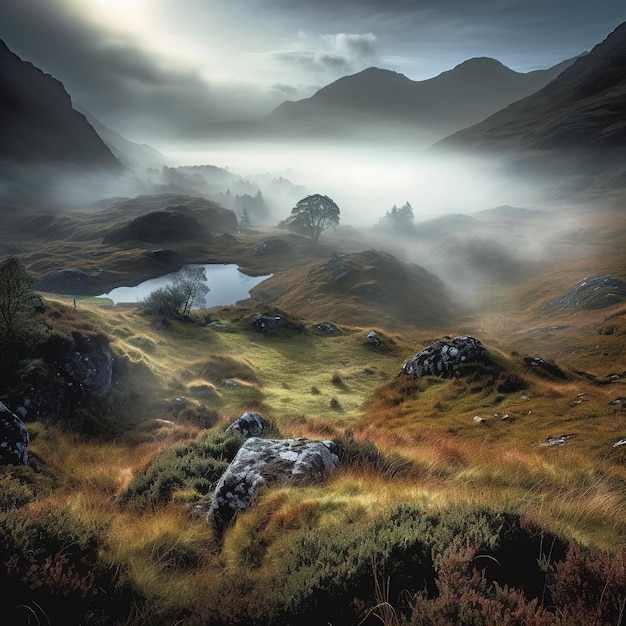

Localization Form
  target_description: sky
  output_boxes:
[1,0,625,142]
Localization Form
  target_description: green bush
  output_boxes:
[125,429,244,507]
[0,472,35,510]
[251,504,564,626]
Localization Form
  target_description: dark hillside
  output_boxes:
[0,39,120,169]
[438,22,626,154]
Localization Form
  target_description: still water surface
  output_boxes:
[99,264,270,307]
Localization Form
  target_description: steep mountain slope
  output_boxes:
[437,22,626,154]
[181,57,575,143]
[75,104,168,171]
[0,39,121,170]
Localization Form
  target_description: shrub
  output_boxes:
[0,504,127,624]
[125,429,243,507]
[335,429,408,477]
[551,543,626,625]
[141,266,209,320]
[0,472,35,510]
[408,547,559,626]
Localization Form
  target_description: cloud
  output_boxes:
[0,0,288,139]
[263,31,378,83]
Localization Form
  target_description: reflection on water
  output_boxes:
[99,264,271,307]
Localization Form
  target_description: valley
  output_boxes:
[1,16,626,626]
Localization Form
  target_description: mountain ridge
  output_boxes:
[0,38,121,170]
[436,22,626,154]
[181,55,578,143]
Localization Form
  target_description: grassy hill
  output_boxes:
[2,188,626,623]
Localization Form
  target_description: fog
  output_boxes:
[151,138,588,303]
[162,140,549,228]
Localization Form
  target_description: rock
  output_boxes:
[33,269,96,295]
[523,355,566,380]
[544,274,626,313]
[0,402,29,465]
[223,379,240,388]
[401,335,484,380]
[251,314,283,334]
[210,437,339,526]
[58,333,114,397]
[14,333,114,421]
[143,248,185,265]
[473,415,486,424]
[534,434,576,448]
[312,322,341,335]
[251,237,290,256]
[189,384,215,396]
[31,293,49,313]
[225,412,266,438]
[367,330,381,346]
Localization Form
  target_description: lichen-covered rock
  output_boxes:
[13,332,114,421]
[225,412,266,438]
[59,333,114,397]
[401,335,484,380]
[210,437,339,526]
[0,402,29,464]
[544,274,626,312]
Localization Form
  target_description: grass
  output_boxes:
[4,200,626,623]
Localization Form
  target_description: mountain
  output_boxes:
[0,38,121,186]
[75,105,168,171]
[181,56,576,143]
[437,22,626,156]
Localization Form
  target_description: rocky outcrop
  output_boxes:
[14,332,114,421]
[143,248,185,265]
[210,437,339,526]
[225,412,266,438]
[401,335,484,380]
[0,402,29,465]
[58,333,114,397]
[523,355,566,380]
[251,314,284,334]
[544,274,626,313]
[251,237,291,257]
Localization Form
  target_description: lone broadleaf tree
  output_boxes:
[283,194,340,243]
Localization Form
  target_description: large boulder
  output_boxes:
[0,402,29,465]
[401,335,484,380]
[225,412,266,438]
[210,437,339,526]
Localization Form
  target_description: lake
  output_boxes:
[99,264,271,307]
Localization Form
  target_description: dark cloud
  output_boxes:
[1,0,624,142]
[0,0,222,138]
